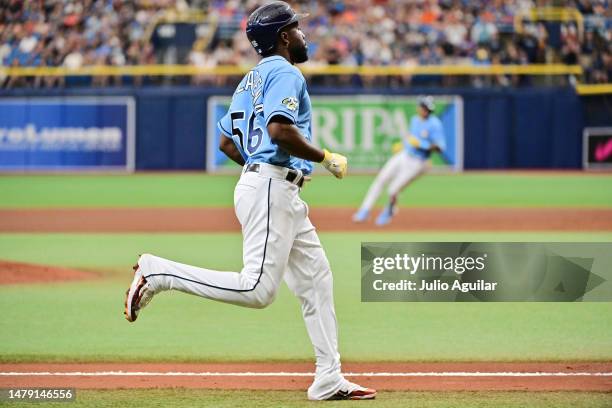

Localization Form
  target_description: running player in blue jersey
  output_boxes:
[353,96,446,226]
[124,1,376,401]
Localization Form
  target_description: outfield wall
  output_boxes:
[0,86,605,171]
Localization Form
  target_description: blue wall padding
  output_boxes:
[2,86,607,170]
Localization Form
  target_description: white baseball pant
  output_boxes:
[359,150,426,211]
[138,163,349,400]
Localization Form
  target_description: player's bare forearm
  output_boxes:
[268,116,325,162]
[219,135,246,166]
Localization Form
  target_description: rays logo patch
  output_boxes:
[282,97,299,111]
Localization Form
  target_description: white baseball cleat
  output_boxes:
[124,261,155,322]
[327,382,377,400]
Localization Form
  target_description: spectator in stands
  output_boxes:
[0,0,610,88]
[471,10,498,46]
[443,9,469,56]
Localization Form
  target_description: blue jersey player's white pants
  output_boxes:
[359,150,426,211]
[138,164,351,400]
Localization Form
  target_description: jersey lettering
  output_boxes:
[217,56,313,174]
[230,110,263,156]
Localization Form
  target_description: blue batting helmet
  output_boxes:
[246,1,308,56]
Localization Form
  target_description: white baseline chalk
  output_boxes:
[1,371,611,377]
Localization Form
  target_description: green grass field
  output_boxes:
[1,173,611,208]
[1,232,611,362]
[1,173,611,407]
[4,390,612,408]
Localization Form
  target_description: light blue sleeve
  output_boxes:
[404,116,419,151]
[217,111,232,138]
[431,118,446,151]
[409,116,418,136]
[263,71,304,125]
[409,116,433,149]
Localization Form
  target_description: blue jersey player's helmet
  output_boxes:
[418,95,436,113]
[246,1,308,56]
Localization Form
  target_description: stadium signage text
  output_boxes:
[0,124,122,152]
[0,97,134,171]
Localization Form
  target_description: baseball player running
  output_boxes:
[124,1,376,401]
[353,96,446,226]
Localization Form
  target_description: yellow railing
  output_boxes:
[0,64,583,77]
[575,83,612,96]
[143,9,216,50]
[3,64,607,94]
[515,7,584,40]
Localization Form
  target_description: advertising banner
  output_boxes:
[583,127,612,170]
[0,97,135,171]
[207,95,463,172]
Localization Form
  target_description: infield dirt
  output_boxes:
[0,260,96,285]
[1,207,611,232]
[1,362,611,391]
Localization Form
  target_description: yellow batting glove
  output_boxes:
[406,135,420,148]
[321,149,348,179]
[391,141,403,154]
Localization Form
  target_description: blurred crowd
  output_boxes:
[0,0,610,88]
[0,0,165,87]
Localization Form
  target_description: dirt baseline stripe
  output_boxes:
[1,363,611,391]
[2,371,611,377]
[1,207,612,232]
